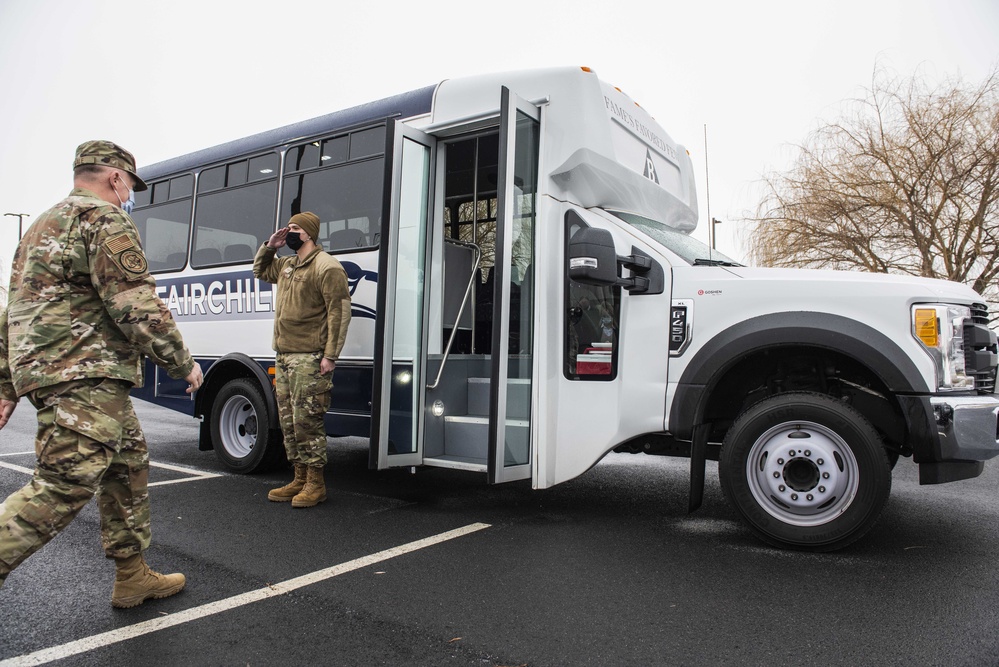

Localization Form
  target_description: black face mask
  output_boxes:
[285,231,305,251]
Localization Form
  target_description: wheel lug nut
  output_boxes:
[823,472,830,479]
[806,494,814,501]
[819,486,826,493]
[817,458,824,465]
[791,493,798,501]
[773,472,780,478]
[777,458,784,465]
[804,450,811,457]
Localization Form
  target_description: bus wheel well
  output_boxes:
[196,358,277,451]
[703,346,909,460]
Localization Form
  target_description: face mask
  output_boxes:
[285,231,305,251]
[113,177,136,214]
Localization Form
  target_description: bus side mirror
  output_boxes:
[568,227,619,286]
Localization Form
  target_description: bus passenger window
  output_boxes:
[132,196,192,273]
[248,154,278,182]
[280,151,383,253]
[349,126,385,160]
[169,175,193,198]
[193,174,278,268]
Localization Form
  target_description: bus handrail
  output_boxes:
[428,238,481,390]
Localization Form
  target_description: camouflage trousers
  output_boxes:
[275,352,332,467]
[0,378,150,578]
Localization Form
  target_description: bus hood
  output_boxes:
[677,265,984,305]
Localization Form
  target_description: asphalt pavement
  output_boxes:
[1,398,998,667]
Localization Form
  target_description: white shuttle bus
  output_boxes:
[132,67,999,551]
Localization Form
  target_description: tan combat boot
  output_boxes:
[291,466,327,508]
[268,464,308,502]
[111,554,186,608]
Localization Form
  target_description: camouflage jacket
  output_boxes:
[253,244,351,359]
[0,188,194,399]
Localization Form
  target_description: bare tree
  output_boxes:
[749,66,999,315]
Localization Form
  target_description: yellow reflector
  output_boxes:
[914,309,938,346]
[581,66,593,73]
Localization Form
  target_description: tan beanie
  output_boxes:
[289,212,321,243]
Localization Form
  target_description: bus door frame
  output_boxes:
[371,89,542,485]
[370,121,437,469]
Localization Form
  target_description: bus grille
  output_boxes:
[965,303,997,394]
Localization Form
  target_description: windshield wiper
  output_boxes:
[693,258,741,267]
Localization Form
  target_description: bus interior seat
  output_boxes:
[165,252,186,267]
[327,228,367,250]
[193,248,222,266]
[224,244,254,263]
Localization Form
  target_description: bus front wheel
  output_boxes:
[210,378,286,473]
[718,391,891,552]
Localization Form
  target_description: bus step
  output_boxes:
[467,377,531,418]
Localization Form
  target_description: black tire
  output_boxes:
[209,378,286,473]
[718,391,891,552]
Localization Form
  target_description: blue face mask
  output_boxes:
[114,176,136,214]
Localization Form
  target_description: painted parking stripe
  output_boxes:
[146,461,223,487]
[0,461,33,475]
[0,459,222,486]
[0,522,492,667]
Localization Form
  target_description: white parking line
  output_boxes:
[0,522,491,667]
[0,461,34,475]
[146,461,223,487]
[0,458,222,486]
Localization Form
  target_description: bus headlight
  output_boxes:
[912,304,974,391]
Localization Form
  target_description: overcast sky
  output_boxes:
[1,0,997,284]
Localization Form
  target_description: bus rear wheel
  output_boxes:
[210,378,286,473]
[718,391,891,552]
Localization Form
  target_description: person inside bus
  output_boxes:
[0,140,203,608]
[253,212,351,508]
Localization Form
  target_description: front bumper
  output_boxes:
[898,394,999,484]
[929,395,999,461]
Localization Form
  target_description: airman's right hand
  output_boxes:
[267,227,289,249]
[185,363,204,394]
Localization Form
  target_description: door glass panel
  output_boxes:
[503,110,540,468]
[386,137,431,455]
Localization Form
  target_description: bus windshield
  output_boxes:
[607,210,742,267]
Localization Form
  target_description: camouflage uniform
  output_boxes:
[253,235,350,468]
[0,141,194,581]
[274,352,332,466]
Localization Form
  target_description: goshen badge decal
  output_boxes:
[697,289,723,296]
[120,249,147,274]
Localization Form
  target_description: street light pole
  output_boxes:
[4,213,29,241]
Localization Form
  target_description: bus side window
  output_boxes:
[564,216,620,380]
[280,128,385,254]
[192,154,279,268]
[132,176,193,274]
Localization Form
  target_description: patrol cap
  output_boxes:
[73,140,149,192]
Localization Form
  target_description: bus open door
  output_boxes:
[370,88,541,485]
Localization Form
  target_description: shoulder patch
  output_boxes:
[120,250,147,274]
